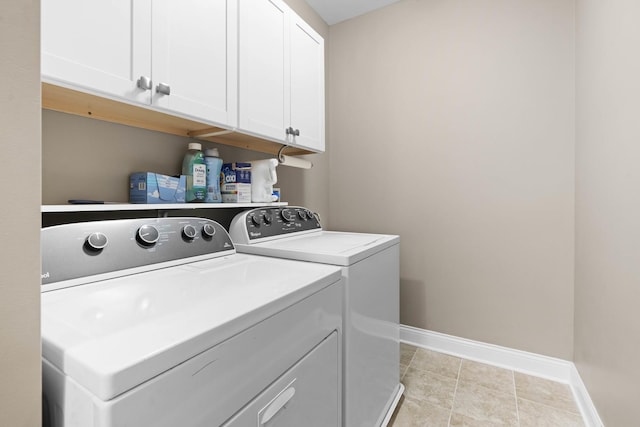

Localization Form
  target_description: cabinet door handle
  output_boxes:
[286,127,301,137]
[156,82,171,96]
[137,76,152,91]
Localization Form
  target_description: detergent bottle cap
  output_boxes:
[204,148,219,157]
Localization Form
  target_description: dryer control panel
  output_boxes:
[41,217,234,290]
[229,206,321,244]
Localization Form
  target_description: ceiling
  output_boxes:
[305,0,401,25]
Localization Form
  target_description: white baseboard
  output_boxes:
[400,325,604,427]
[569,364,605,427]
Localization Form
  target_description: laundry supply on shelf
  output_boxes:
[204,148,223,203]
[129,172,186,204]
[182,142,206,203]
[250,159,279,203]
[221,162,252,203]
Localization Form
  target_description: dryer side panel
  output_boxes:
[344,244,400,427]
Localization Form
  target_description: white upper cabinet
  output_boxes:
[41,0,152,105]
[289,15,325,152]
[41,0,323,153]
[238,0,325,152]
[238,0,288,143]
[42,0,237,127]
[151,0,237,126]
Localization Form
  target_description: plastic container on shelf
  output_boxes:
[181,142,206,203]
[204,148,223,203]
[250,159,279,203]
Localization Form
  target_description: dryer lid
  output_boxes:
[41,254,341,401]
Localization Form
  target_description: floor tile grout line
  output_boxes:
[401,348,415,381]
[446,358,463,427]
[400,362,411,381]
[407,347,418,368]
[512,369,520,426]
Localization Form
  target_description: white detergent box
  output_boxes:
[129,172,186,204]
[222,183,252,203]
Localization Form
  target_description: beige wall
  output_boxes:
[575,0,640,424]
[42,110,248,204]
[0,0,42,425]
[329,0,575,359]
[43,0,331,219]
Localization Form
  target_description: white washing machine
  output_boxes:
[41,217,343,427]
[229,207,404,427]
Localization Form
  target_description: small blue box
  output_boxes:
[222,162,251,184]
[129,172,186,204]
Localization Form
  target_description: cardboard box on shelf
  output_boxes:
[221,183,252,203]
[129,172,186,204]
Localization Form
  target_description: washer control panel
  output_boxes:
[41,217,234,289]
[230,206,321,243]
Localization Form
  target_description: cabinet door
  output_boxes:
[41,0,152,104]
[238,0,289,142]
[289,15,325,152]
[152,0,238,127]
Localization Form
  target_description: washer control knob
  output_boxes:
[137,225,160,246]
[297,210,307,221]
[305,210,315,220]
[85,232,108,251]
[263,213,273,224]
[182,224,197,240]
[202,223,216,238]
[280,209,295,223]
[249,214,260,226]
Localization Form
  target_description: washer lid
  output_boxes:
[41,254,342,401]
[234,231,399,266]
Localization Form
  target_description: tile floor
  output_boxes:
[389,343,586,427]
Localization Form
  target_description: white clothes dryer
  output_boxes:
[230,207,403,427]
[41,217,343,427]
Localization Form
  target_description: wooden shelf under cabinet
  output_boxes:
[41,83,311,156]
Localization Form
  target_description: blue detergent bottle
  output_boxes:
[204,148,223,203]
[182,142,206,203]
